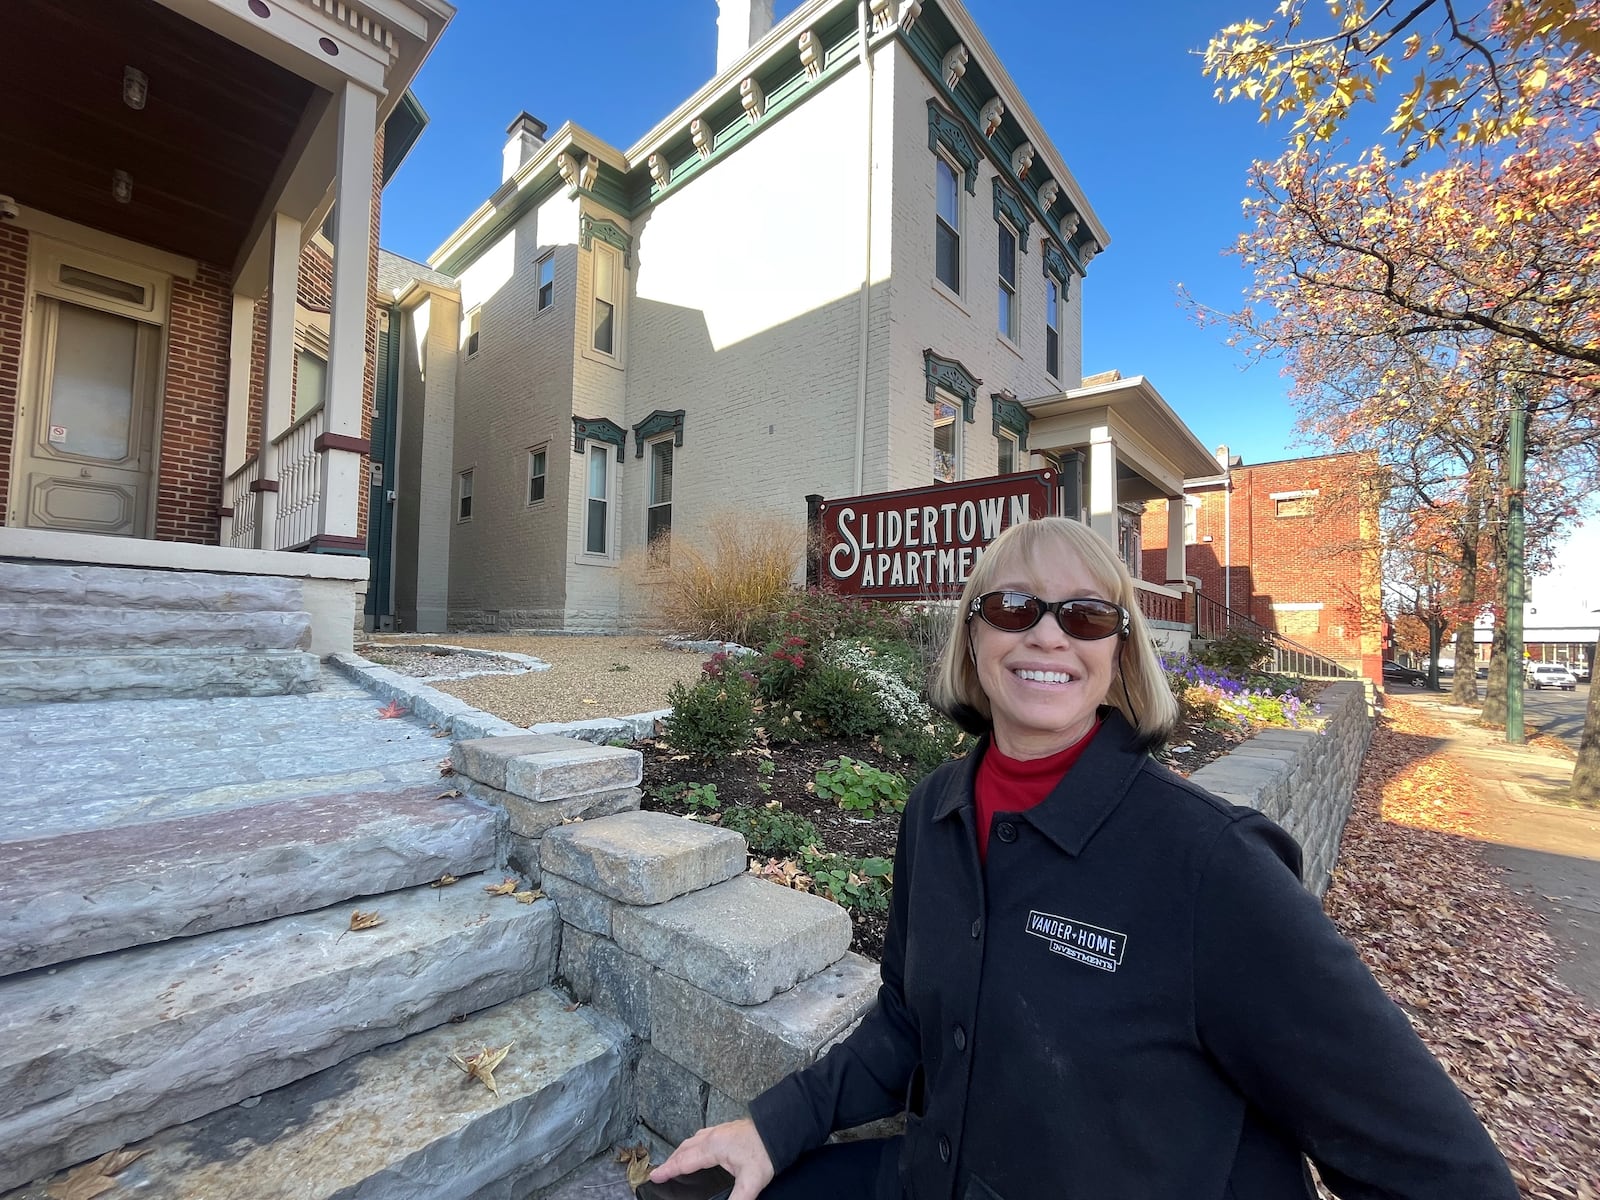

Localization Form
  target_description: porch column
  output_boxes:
[257,211,303,548]
[1166,495,1187,584]
[220,294,257,546]
[317,79,380,549]
[1087,425,1118,548]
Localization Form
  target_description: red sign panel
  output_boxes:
[817,470,1056,598]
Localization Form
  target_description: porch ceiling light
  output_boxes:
[123,66,148,111]
[112,170,133,205]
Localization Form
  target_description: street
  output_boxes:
[1388,680,1590,751]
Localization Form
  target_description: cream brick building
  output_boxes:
[378,0,1217,631]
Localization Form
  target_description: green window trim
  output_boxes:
[632,409,686,457]
[991,392,1030,452]
[993,179,1031,252]
[927,101,979,195]
[580,214,633,268]
[1042,240,1073,296]
[573,416,626,461]
[924,348,980,423]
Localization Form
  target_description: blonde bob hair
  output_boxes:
[928,516,1179,748]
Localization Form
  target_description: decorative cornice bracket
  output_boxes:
[573,416,626,461]
[632,409,686,457]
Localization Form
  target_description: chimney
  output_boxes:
[502,113,548,182]
[1214,444,1241,470]
[717,0,775,75]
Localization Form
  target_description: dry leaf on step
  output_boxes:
[438,758,456,776]
[615,1143,652,1192]
[430,874,459,889]
[512,889,542,904]
[48,1147,149,1200]
[376,699,408,719]
[435,788,463,800]
[449,1042,513,1096]
[347,909,384,932]
[483,878,520,897]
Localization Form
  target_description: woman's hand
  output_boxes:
[648,1118,775,1200]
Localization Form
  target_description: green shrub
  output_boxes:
[794,663,885,739]
[661,675,757,759]
[718,803,821,858]
[1194,628,1272,676]
[805,850,894,913]
[813,756,909,817]
[656,781,720,811]
[879,718,969,780]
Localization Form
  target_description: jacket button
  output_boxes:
[970,919,981,939]
[953,1025,966,1052]
[996,822,1017,843]
[938,1135,951,1163]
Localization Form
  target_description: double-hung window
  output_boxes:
[1044,274,1061,380]
[464,308,481,357]
[935,157,961,292]
[592,244,619,356]
[584,445,610,555]
[647,440,673,564]
[997,429,1018,474]
[457,469,473,522]
[997,220,1018,342]
[933,395,960,483]
[537,253,555,310]
[527,446,547,505]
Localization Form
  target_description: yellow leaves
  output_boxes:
[1402,32,1422,59]
[430,873,459,889]
[48,1149,149,1200]
[449,1042,513,1096]
[483,878,520,897]
[347,909,384,932]
[616,1143,653,1193]
[512,889,543,904]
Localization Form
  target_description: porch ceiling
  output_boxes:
[1,0,319,269]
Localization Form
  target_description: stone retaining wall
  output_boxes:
[1185,679,1376,896]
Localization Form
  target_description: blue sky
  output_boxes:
[382,0,1317,466]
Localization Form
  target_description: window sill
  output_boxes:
[931,279,969,317]
[576,552,618,568]
[995,332,1023,361]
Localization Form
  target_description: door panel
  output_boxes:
[19,298,158,537]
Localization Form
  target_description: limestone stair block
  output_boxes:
[0,603,312,653]
[0,650,320,704]
[500,742,643,803]
[1,785,503,977]
[540,811,747,905]
[4,990,632,1200]
[0,882,560,1192]
[613,874,854,1005]
[0,564,305,613]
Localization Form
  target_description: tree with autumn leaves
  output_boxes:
[1202,0,1600,802]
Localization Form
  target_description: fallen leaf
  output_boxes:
[376,699,408,719]
[449,1042,513,1096]
[47,1147,149,1200]
[512,889,543,904]
[616,1143,652,1193]
[439,759,456,776]
[564,1001,582,1012]
[483,878,520,897]
[430,874,459,889]
[435,788,463,800]
[347,909,384,932]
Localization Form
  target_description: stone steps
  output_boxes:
[1,784,503,977]
[0,880,560,1193]
[0,563,320,704]
[4,989,632,1200]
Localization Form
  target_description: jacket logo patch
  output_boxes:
[1025,909,1126,973]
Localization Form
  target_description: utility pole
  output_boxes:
[1505,386,1528,745]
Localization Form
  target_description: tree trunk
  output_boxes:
[1449,458,1485,706]
[1481,566,1511,727]
[1571,634,1600,805]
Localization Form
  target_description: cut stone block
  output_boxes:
[9,991,630,1200]
[637,1044,710,1147]
[0,650,320,704]
[544,874,619,937]
[540,811,746,905]
[453,733,588,791]
[614,875,853,1005]
[504,743,642,803]
[0,564,304,613]
[1,786,501,977]
[0,604,312,653]
[0,882,560,1192]
[650,953,881,1103]
[485,784,643,839]
[558,926,655,1039]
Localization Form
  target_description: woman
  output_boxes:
[651,517,1516,1199]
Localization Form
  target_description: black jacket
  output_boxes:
[748,714,1516,1199]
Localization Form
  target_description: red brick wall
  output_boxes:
[0,224,28,527]
[1143,452,1383,682]
[155,262,232,543]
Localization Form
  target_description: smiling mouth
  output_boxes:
[1014,668,1073,684]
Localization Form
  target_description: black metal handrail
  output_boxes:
[1191,592,1357,680]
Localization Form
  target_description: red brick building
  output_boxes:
[1141,449,1384,685]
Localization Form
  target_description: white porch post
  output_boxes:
[220,293,256,546]
[318,79,380,548]
[1088,426,1118,548]
[257,211,302,549]
[1166,496,1187,584]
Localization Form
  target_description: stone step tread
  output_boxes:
[4,990,631,1200]
[1,785,503,977]
[0,564,306,613]
[0,651,321,705]
[0,603,311,652]
[0,882,559,1192]
[540,811,747,906]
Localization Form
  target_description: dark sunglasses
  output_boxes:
[967,591,1129,641]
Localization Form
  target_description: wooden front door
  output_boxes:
[18,297,159,537]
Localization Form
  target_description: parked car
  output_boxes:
[1575,662,1593,683]
[1527,663,1577,690]
[1382,661,1431,686]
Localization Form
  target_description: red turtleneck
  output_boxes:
[973,721,1101,863]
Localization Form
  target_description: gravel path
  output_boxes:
[363,634,711,725]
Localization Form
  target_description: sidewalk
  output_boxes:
[1394,691,1600,1005]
